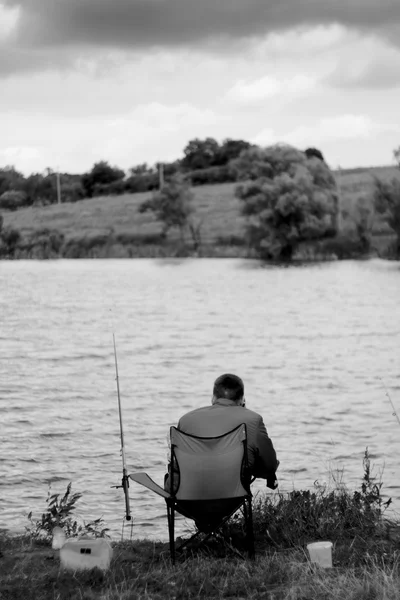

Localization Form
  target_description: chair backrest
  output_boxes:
[170,423,249,501]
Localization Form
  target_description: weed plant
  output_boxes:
[25,482,109,542]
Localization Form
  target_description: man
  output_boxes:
[165,373,279,493]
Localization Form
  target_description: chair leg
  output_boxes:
[167,500,175,565]
[245,498,255,560]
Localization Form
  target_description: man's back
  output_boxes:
[178,397,278,479]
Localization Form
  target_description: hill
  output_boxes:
[2,165,399,259]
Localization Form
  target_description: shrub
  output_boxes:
[115,232,166,245]
[0,190,28,211]
[60,181,86,203]
[316,234,366,259]
[0,225,21,257]
[341,196,375,254]
[228,449,392,554]
[373,176,400,258]
[92,179,127,197]
[23,228,65,258]
[216,234,247,246]
[186,165,237,186]
[125,172,159,193]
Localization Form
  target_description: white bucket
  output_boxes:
[306,541,333,568]
[60,537,113,571]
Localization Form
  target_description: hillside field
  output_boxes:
[3,165,399,248]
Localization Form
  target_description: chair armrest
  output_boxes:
[130,473,171,498]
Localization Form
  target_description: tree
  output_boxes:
[0,166,25,196]
[305,147,325,162]
[128,163,155,177]
[235,144,338,261]
[373,176,400,258]
[139,174,194,241]
[341,197,375,254]
[82,161,125,197]
[215,139,252,166]
[181,138,220,171]
[231,143,306,182]
[394,146,400,168]
[22,173,56,206]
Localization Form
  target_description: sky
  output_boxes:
[1,0,400,175]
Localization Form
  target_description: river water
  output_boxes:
[1,258,400,541]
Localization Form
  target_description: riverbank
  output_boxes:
[1,168,398,261]
[2,533,400,600]
[2,453,400,599]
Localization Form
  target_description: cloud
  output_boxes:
[0,3,19,38]
[253,115,400,148]
[2,0,400,53]
[228,74,316,104]
[0,102,221,174]
[326,40,400,89]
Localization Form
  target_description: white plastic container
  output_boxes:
[60,537,113,571]
[306,541,333,568]
[52,526,66,550]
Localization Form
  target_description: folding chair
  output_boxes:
[130,423,255,564]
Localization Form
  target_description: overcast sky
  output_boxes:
[1,0,400,175]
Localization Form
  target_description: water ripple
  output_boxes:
[1,258,399,541]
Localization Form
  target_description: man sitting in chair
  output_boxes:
[165,373,279,493]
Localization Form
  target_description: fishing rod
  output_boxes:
[112,334,131,522]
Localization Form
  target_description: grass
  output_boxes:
[1,184,246,245]
[2,451,400,599]
[1,165,399,259]
[2,534,400,600]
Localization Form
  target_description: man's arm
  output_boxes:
[253,417,279,487]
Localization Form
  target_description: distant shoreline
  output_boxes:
[0,231,395,262]
[1,170,398,262]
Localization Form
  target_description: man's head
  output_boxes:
[212,373,244,405]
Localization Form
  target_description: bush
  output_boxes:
[125,172,159,193]
[228,449,392,555]
[373,176,400,258]
[60,181,86,203]
[0,225,21,257]
[215,234,247,246]
[316,234,367,259]
[116,232,166,245]
[0,190,28,211]
[92,179,127,197]
[185,165,237,186]
[22,228,65,258]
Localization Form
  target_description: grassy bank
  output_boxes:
[1,166,399,260]
[2,452,400,599]
[2,534,400,600]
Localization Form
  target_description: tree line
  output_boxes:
[1,140,399,261]
[0,137,325,210]
[136,144,400,261]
